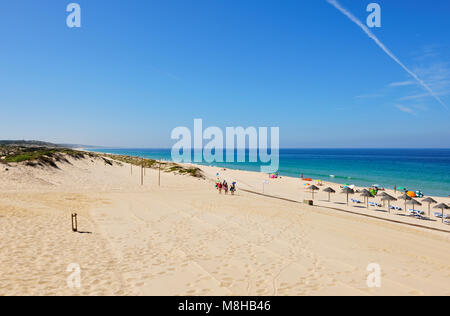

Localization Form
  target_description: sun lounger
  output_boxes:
[351,198,361,204]
[414,213,425,219]
[368,202,381,207]
[434,212,443,218]
[409,209,424,215]
[390,206,402,211]
[444,220,450,225]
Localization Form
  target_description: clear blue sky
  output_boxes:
[1,0,449,147]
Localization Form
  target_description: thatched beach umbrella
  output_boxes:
[308,185,320,200]
[323,187,336,202]
[422,197,437,217]
[407,199,422,212]
[379,192,389,206]
[398,193,412,212]
[381,195,397,213]
[341,187,355,205]
[360,190,373,208]
[433,203,450,223]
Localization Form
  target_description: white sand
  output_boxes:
[1,156,450,296]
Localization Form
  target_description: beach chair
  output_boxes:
[434,212,443,218]
[413,213,425,220]
[351,198,361,204]
[369,202,381,207]
[390,205,402,211]
[444,220,450,225]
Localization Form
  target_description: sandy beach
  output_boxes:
[1,154,450,296]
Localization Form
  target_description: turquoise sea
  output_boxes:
[90,148,450,197]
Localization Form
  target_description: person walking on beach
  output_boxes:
[230,182,236,195]
[218,182,223,194]
[215,178,220,190]
[223,180,228,195]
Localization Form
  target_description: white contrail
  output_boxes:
[327,0,447,109]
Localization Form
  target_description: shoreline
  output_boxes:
[80,148,450,231]
[82,148,450,232]
[85,148,450,198]
[180,162,450,231]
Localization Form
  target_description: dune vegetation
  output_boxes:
[0,143,203,178]
[100,153,204,178]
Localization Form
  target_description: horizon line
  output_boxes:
[86,147,450,150]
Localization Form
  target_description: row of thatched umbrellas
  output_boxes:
[307,185,450,223]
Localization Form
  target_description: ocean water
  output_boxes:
[90,148,450,197]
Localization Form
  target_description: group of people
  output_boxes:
[215,179,236,195]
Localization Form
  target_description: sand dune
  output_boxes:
[1,156,450,296]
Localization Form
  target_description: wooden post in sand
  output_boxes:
[141,159,144,186]
[143,158,146,176]
[158,159,161,187]
[131,163,133,176]
[71,213,78,232]
[262,180,268,194]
